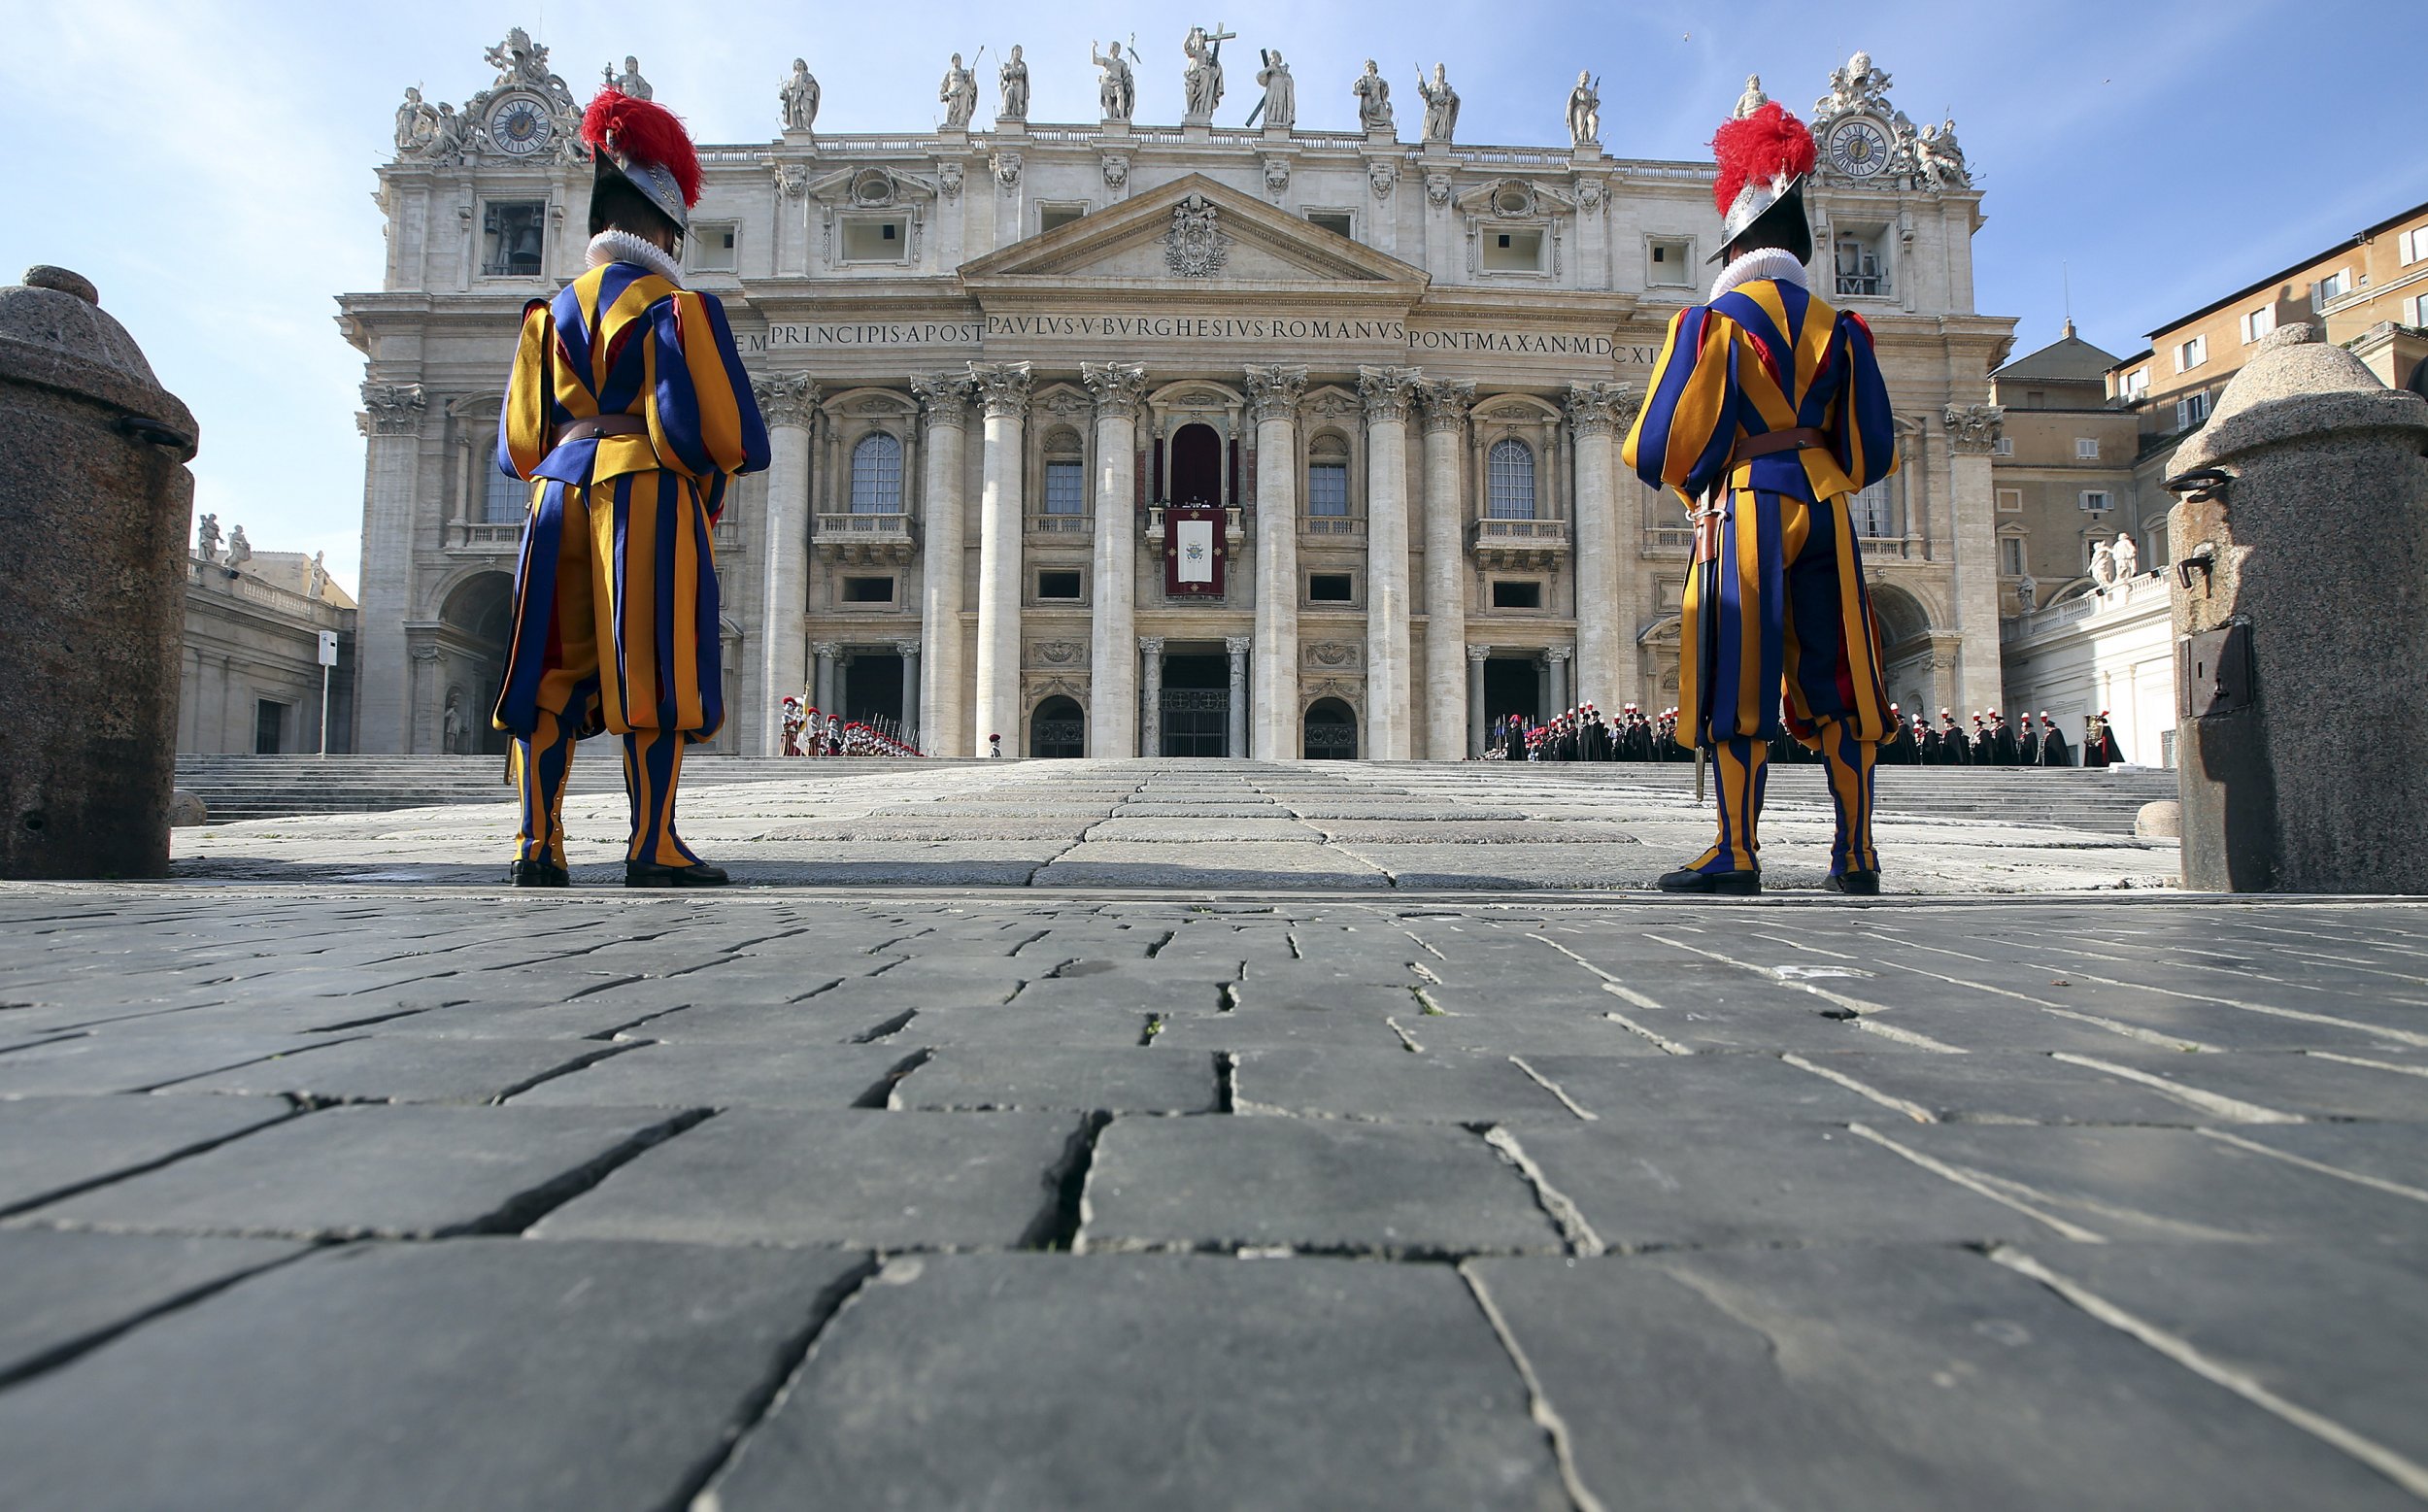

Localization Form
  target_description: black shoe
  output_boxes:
[624,860,730,889]
[1827,870,1881,895]
[510,859,569,889]
[1657,865,1762,895]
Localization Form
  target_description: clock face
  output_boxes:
[489,98,554,156]
[1829,118,1890,179]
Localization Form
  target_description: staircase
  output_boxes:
[169,754,934,823]
[1501,763,2179,836]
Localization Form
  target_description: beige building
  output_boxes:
[344,35,2016,757]
[180,546,358,755]
[1985,321,2144,612]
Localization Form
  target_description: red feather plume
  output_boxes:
[1709,102,1816,217]
[581,88,702,209]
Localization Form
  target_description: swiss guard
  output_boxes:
[491,88,770,887]
[1623,97,1899,895]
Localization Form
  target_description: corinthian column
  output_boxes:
[1564,381,1636,713]
[1417,377,1474,762]
[1944,404,2007,715]
[1138,636,1165,756]
[354,382,424,752]
[753,372,818,756]
[1083,361,1148,756]
[969,362,1032,756]
[1243,363,1308,758]
[1358,365,1421,760]
[911,372,975,757]
[1225,635,1253,757]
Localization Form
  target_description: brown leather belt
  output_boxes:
[553,414,648,447]
[1729,426,1831,468]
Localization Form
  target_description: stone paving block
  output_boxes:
[2061,1049,2428,1122]
[699,1253,1567,1512]
[0,1237,868,1512]
[1510,1123,2029,1249]
[1230,978,1422,1014]
[1240,955,1428,989]
[1520,1052,1884,1124]
[892,1047,1221,1114]
[508,1043,921,1110]
[618,999,925,1045]
[0,1029,364,1096]
[160,1035,620,1105]
[0,1094,295,1217]
[1082,1116,1562,1257]
[1336,843,1647,890]
[1032,840,1389,889]
[532,1109,1085,1250]
[2217,1120,2428,1192]
[1991,1240,2428,1467]
[1390,1011,1676,1057]
[1008,974,1231,1014]
[1468,1246,2419,1511]
[0,1229,304,1384]
[1085,817,1323,841]
[343,995,693,1039]
[1232,1047,1580,1124]
[1872,1124,2428,1243]
[1152,1008,1410,1053]
[25,1104,687,1239]
[1782,1050,2224,1125]
[868,1006,1162,1049]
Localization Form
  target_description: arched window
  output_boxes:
[1041,425,1085,517]
[1307,434,1351,519]
[1487,439,1535,520]
[850,432,903,514]
[1850,477,1898,539]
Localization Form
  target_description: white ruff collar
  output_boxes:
[587,229,684,286]
[1709,247,1808,303]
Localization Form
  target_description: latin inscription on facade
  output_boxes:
[747,317,1655,366]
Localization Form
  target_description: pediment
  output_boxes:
[960,174,1427,293]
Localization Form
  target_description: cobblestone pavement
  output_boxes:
[3,885,2425,1509]
[172,759,2180,894]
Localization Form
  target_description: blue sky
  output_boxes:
[6,0,2422,592]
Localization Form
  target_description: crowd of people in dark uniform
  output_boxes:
[1489,703,2132,767]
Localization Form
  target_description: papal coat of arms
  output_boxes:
[1163,194,1228,279]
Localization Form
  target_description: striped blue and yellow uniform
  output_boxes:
[1623,271,1897,877]
[491,258,769,868]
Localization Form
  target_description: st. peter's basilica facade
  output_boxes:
[346,33,2012,758]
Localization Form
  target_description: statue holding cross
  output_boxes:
[1182,23,1232,123]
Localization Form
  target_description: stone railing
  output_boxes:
[1301,516,1365,541]
[1472,517,1569,568]
[813,510,917,561]
[1641,526,1695,556]
[2001,569,2170,643]
[186,557,347,628]
[449,521,523,554]
[1025,514,1094,537]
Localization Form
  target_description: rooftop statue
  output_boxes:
[1093,40,1135,121]
[781,59,820,133]
[1416,63,1459,143]
[603,55,651,101]
[939,53,978,131]
[1567,70,1600,146]
[1252,50,1295,130]
[1181,24,1232,122]
[998,44,1029,121]
[1734,74,1768,119]
[1353,58,1393,132]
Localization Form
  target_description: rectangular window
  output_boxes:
[690,222,738,274]
[1850,480,1896,538]
[1043,459,1085,516]
[2312,269,2351,308]
[2175,335,2208,372]
[1036,569,1083,601]
[1999,536,2026,576]
[2239,305,2276,344]
[1834,230,1888,297]
[1482,228,1544,273]
[1490,580,1542,609]
[2175,390,2211,429]
[1306,462,1349,517]
[1307,572,1354,602]
[1991,436,2013,456]
[2117,369,2150,400]
[1038,205,1087,234]
[1997,487,2023,513]
[840,217,907,262]
[2402,228,2428,266]
[2413,294,2428,328]
[1646,237,1694,286]
[1306,210,1354,240]
[2074,437,2100,460]
[841,576,895,604]
[2079,490,2112,513]
[480,200,546,278]
[484,464,527,524]
[253,699,286,755]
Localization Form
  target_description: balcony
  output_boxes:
[1300,515,1365,544]
[447,521,524,554]
[1471,516,1569,570]
[1025,513,1094,539]
[813,511,917,564]
[1641,526,1694,558]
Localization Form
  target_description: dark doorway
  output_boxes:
[438,572,516,756]
[1030,695,1085,757]
[253,699,286,755]
[844,652,905,726]
[1160,652,1229,756]
[1484,657,1540,726]
[1169,422,1221,507]
[1303,697,1357,759]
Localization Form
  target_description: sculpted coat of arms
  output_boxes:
[1163,194,1228,279]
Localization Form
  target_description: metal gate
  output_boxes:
[1160,689,1228,757]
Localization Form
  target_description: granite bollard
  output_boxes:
[2166,323,2428,892]
[0,267,198,878]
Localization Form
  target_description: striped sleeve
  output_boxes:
[1622,303,1737,503]
[647,290,771,486]
[497,299,555,482]
[1835,310,1900,489]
